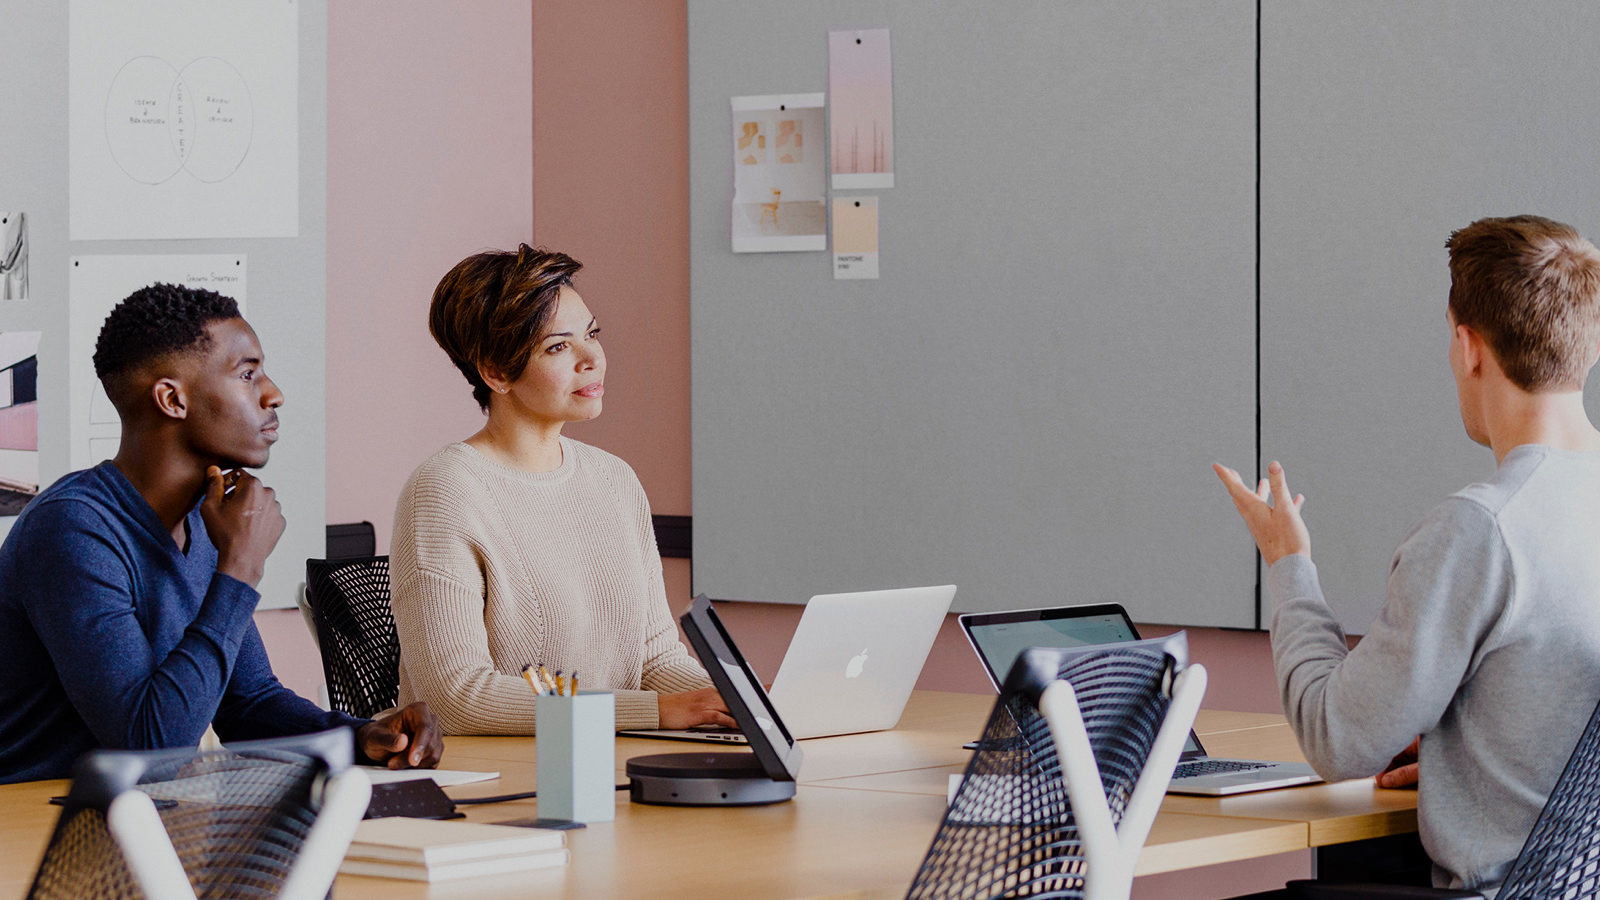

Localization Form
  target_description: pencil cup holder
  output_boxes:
[535,691,616,822]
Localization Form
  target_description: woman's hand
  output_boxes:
[658,687,737,729]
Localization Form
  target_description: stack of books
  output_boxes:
[339,817,569,882]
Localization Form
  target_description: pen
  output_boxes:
[520,663,545,696]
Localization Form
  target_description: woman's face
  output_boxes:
[498,286,605,429]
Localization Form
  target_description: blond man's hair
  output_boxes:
[1446,215,1600,391]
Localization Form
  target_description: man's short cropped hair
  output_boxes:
[93,283,241,410]
[428,244,582,412]
[1447,215,1600,391]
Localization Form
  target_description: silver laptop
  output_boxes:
[621,584,956,743]
[959,603,1323,796]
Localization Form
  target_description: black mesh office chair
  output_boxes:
[303,556,398,719]
[27,728,370,900]
[1258,689,1600,900]
[905,634,1206,900]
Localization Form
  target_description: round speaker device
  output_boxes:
[626,752,798,806]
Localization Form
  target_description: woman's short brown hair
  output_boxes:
[429,244,582,411]
[1447,216,1600,392]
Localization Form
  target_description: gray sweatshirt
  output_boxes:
[1269,445,1600,892]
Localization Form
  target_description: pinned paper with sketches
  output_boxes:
[730,94,827,253]
[832,197,880,279]
[70,255,246,471]
[829,28,895,190]
[0,332,42,523]
[69,0,299,239]
[1,214,28,301]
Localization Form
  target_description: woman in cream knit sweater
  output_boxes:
[390,246,733,735]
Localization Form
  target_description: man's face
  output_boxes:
[180,317,283,468]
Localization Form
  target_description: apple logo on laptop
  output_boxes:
[845,648,869,679]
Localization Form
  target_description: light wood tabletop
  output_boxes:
[0,691,1416,899]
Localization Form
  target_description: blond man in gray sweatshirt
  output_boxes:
[1216,215,1600,894]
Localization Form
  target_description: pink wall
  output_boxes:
[528,0,693,515]
[324,0,535,551]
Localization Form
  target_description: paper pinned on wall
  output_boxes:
[1,214,28,301]
[69,255,247,473]
[69,0,299,240]
[0,331,43,525]
[829,28,895,190]
[832,197,880,280]
[730,93,828,253]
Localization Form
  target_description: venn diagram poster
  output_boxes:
[69,0,298,240]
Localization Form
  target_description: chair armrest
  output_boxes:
[1287,880,1485,899]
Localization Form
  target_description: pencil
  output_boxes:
[520,663,544,696]
[570,670,579,696]
[554,669,566,697]
[538,664,557,693]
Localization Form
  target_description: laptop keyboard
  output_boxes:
[1174,759,1272,778]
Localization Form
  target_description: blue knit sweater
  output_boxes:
[0,462,360,783]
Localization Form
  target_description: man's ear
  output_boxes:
[150,377,188,420]
[1455,323,1485,377]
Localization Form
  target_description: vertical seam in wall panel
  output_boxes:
[1254,0,1264,632]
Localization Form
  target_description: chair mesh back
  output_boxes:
[305,556,398,718]
[906,644,1174,900]
[29,747,326,900]
[1497,692,1600,899]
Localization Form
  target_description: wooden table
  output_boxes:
[0,692,1417,899]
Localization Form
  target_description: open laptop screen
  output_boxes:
[960,604,1205,759]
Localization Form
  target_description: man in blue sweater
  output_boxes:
[0,283,442,783]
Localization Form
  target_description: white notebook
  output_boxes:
[346,817,562,863]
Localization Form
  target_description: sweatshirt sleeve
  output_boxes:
[1269,498,1513,780]
[18,499,261,750]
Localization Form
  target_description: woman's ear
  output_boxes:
[477,365,511,396]
[151,377,187,420]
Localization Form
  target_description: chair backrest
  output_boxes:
[27,728,371,900]
[325,521,376,560]
[304,556,398,719]
[1495,689,1600,899]
[905,633,1206,900]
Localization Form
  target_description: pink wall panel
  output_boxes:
[325,0,535,551]
[528,0,692,515]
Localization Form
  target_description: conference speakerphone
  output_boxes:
[626,595,803,806]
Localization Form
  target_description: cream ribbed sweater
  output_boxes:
[390,438,710,734]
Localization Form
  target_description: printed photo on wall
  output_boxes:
[0,331,42,518]
[730,93,827,253]
[832,197,880,280]
[1,213,27,301]
[829,28,894,190]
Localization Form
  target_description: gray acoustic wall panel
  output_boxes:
[690,1,1259,624]
[1260,2,1600,631]
[0,2,328,611]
